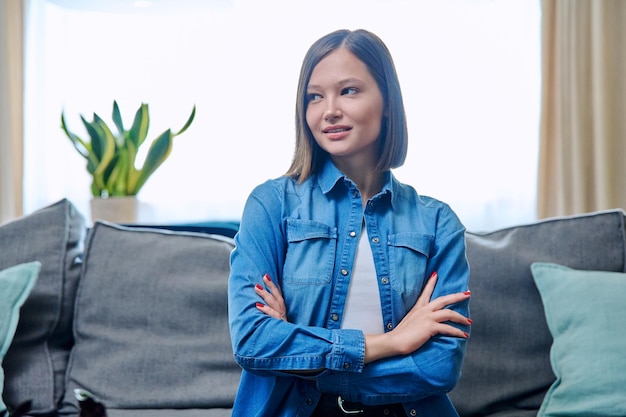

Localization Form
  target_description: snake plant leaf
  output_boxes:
[61,113,90,159]
[88,119,117,196]
[94,113,124,148]
[80,115,104,162]
[128,103,149,149]
[112,100,125,135]
[129,129,172,194]
[106,153,130,196]
[173,105,196,136]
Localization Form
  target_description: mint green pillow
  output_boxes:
[531,262,626,417]
[0,262,41,414]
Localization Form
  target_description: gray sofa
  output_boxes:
[1,199,625,417]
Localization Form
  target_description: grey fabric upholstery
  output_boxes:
[449,209,626,416]
[95,408,232,417]
[0,199,85,414]
[60,222,240,415]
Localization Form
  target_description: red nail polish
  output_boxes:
[467,318,473,324]
[430,271,438,279]
[255,284,263,290]
[256,302,264,308]
[263,274,271,282]
[463,332,469,338]
[463,290,471,296]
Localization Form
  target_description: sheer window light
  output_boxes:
[24,0,540,231]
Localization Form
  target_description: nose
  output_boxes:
[324,100,342,121]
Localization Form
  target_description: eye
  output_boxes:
[341,87,358,95]
[307,92,322,103]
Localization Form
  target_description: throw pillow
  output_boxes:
[449,209,626,416]
[531,262,626,417]
[61,222,241,416]
[0,199,86,414]
[0,262,41,414]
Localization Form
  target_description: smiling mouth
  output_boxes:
[323,126,351,133]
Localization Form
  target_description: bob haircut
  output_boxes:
[286,29,408,182]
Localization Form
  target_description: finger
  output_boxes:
[434,322,470,339]
[263,274,284,302]
[255,302,283,319]
[428,290,471,311]
[255,281,284,312]
[430,309,473,326]
[417,271,438,307]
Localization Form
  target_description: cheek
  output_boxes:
[304,107,321,133]
[305,107,317,132]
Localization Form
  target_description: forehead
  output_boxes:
[308,47,374,85]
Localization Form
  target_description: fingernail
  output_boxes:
[430,271,438,279]
[463,290,471,296]
[263,274,271,282]
[256,302,264,308]
[463,332,469,338]
[467,318,473,324]
[255,284,263,290]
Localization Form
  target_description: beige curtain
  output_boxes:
[0,0,24,224]
[538,0,626,218]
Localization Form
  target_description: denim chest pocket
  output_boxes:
[387,233,433,296]
[283,218,337,285]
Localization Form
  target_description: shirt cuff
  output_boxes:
[326,328,365,373]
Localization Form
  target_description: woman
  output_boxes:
[228,29,471,417]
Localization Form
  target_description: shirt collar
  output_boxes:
[316,158,398,209]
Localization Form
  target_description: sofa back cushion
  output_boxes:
[0,199,85,414]
[60,222,241,414]
[449,209,626,417]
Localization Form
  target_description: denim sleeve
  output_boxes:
[228,181,366,376]
[316,205,470,403]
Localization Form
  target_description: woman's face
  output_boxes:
[306,48,384,168]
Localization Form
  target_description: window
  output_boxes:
[24,0,540,231]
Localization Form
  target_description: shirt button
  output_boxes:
[371,237,379,243]
[349,231,357,237]
[306,398,313,406]
[353,191,359,198]
[331,313,339,321]
[410,409,417,416]
[381,277,389,284]
[386,323,393,331]
[341,269,349,276]
[343,362,351,369]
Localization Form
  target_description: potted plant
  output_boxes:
[61,100,196,223]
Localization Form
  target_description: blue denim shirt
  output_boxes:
[228,159,470,417]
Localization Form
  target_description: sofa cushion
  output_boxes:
[0,262,40,414]
[0,199,85,414]
[449,209,626,417]
[531,263,626,417]
[61,222,240,415]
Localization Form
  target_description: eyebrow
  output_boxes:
[307,77,364,91]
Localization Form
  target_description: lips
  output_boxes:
[323,125,351,134]
[322,125,351,141]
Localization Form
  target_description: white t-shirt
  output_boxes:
[341,225,384,334]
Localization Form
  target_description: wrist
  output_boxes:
[364,333,396,364]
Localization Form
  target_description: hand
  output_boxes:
[365,272,471,363]
[255,274,288,321]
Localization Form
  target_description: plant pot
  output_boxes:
[90,196,139,224]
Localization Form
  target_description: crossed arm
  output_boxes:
[255,271,471,365]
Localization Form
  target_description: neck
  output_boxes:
[333,159,385,203]
[333,154,385,206]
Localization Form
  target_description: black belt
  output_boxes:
[312,394,407,417]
